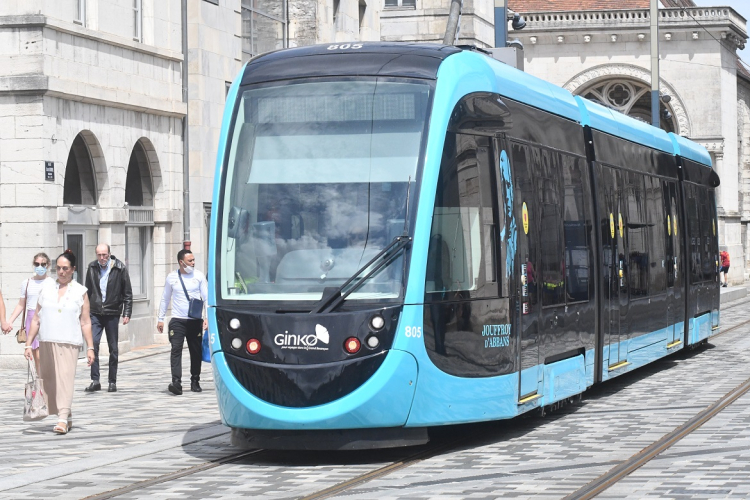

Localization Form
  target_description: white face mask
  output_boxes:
[183,265,195,274]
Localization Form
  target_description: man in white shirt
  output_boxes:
[157,249,208,395]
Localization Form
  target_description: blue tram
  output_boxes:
[207,43,720,449]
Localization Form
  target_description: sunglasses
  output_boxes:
[34,262,48,267]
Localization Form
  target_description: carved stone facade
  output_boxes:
[509,4,749,285]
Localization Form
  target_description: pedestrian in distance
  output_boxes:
[6,252,55,375]
[24,250,95,434]
[720,249,730,288]
[157,249,208,395]
[83,244,133,393]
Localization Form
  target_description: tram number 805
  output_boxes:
[327,44,363,50]
[405,326,422,338]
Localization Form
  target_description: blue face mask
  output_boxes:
[34,266,47,276]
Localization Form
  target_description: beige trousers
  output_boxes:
[38,342,80,422]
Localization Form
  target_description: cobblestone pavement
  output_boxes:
[1,298,750,499]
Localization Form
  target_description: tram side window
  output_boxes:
[685,184,702,284]
[626,171,648,297]
[539,149,565,306]
[425,133,498,299]
[562,156,590,302]
[646,175,666,294]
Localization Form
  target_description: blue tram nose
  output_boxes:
[216,306,402,407]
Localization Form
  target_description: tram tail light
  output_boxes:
[344,337,361,354]
[246,339,261,355]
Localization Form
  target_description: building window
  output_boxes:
[133,0,142,41]
[241,0,287,62]
[384,0,416,9]
[75,0,86,25]
[579,78,675,134]
[126,226,151,297]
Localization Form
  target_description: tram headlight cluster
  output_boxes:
[229,318,241,330]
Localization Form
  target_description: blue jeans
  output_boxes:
[90,314,119,383]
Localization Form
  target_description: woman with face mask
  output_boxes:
[6,252,55,374]
[24,250,95,434]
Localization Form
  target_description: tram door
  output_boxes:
[664,180,683,346]
[511,142,541,403]
[598,166,628,368]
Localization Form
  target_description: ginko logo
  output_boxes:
[274,324,330,350]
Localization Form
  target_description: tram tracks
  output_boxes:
[78,311,750,500]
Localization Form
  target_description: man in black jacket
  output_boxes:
[84,243,133,393]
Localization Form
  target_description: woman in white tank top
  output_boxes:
[23,250,95,434]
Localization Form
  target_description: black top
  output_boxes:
[240,42,462,85]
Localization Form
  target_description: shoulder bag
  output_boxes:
[23,360,49,421]
[178,272,204,320]
[15,280,30,344]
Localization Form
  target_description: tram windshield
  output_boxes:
[219,79,431,302]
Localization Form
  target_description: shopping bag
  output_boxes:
[23,361,49,421]
[202,331,211,363]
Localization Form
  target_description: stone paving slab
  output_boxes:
[0,299,749,499]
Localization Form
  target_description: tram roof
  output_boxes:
[669,133,713,168]
[240,42,462,85]
[239,43,713,171]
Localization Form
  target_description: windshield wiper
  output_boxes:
[310,234,412,314]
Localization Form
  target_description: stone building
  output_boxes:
[2,0,747,367]
[0,0,384,366]
[507,0,749,285]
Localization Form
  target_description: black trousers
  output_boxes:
[168,318,203,385]
[91,314,119,383]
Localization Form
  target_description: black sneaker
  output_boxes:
[108,383,117,392]
[191,381,202,393]
[168,383,183,395]
[84,382,101,393]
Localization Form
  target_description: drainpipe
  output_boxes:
[182,0,191,250]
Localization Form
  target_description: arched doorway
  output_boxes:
[64,134,98,205]
[63,131,103,284]
[124,140,155,298]
[578,79,677,133]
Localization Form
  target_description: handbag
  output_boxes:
[202,330,211,363]
[15,280,30,344]
[23,360,49,421]
[178,272,204,320]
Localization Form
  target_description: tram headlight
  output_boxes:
[366,336,380,349]
[344,337,361,354]
[369,314,385,331]
[231,338,242,350]
[229,318,241,331]
[246,338,261,354]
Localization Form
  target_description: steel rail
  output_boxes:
[80,449,262,500]
[564,321,750,500]
[298,435,471,500]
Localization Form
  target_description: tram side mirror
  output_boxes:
[228,206,250,240]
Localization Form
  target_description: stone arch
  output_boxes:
[63,130,106,205]
[130,137,165,210]
[564,63,692,137]
[125,139,155,207]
